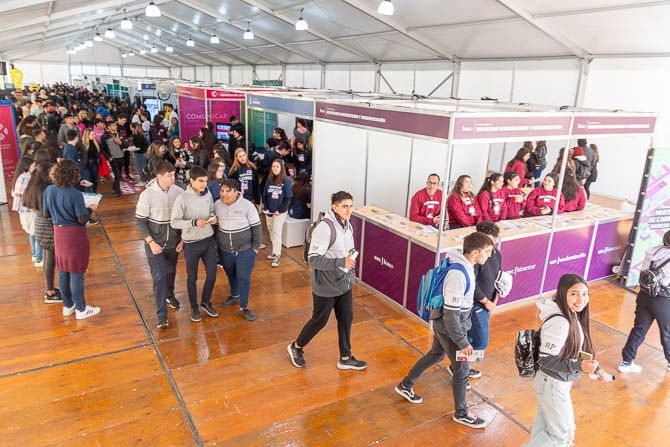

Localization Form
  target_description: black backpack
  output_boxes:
[639,250,670,297]
[574,158,592,182]
[303,212,337,264]
[515,314,563,377]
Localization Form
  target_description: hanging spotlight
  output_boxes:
[210,33,220,44]
[295,8,308,31]
[151,46,158,53]
[145,1,161,17]
[377,0,394,15]
[104,28,116,38]
[243,21,254,40]
[140,49,147,55]
[94,30,103,42]
[186,36,195,47]
[122,52,127,58]
[166,44,174,52]
[121,9,133,30]
[66,47,75,55]
[128,50,135,56]
[85,39,94,47]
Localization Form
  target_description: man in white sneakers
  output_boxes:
[395,232,493,429]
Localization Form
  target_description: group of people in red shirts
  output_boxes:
[409,145,590,229]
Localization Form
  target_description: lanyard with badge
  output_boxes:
[463,195,476,216]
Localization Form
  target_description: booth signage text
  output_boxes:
[571,116,656,135]
[206,89,245,100]
[176,86,205,98]
[453,116,572,140]
[248,94,314,117]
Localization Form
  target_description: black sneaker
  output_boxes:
[395,382,423,404]
[222,295,239,306]
[166,296,181,309]
[157,316,169,329]
[287,343,305,368]
[453,413,486,429]
[190,308,202,322]
[240,308,257,321]
[44,289,63,304]
[201,302,219,317]
[447,365,481,380]
[337,356,367,371]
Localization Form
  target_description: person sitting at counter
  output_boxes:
[409,174,443,226]
[447,175,481,229]
[562,166,587,212]
[477,173,507,223]
[502,172,525,219]
[504,148,531,188]
[524,173,565,216]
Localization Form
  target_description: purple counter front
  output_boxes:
[587,219,632,281]
[360,222,408,306]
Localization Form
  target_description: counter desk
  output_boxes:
[350,204,632,319]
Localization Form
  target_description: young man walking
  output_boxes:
[395,232,494,429]
[287,191,367,371]
[214,178,262,321]
[135,161,184,329]
[170,166,220,322]
[100,121,125,198]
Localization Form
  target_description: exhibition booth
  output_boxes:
[311,98,656,319]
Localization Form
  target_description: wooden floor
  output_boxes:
[1,180,669,447]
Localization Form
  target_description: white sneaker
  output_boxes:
[62,304,76,316]
[618,361,642,373]
[259,243,267,249]
[34,260,44,267]
[271,256,281,268]
[266,253,277,260]
[76,305,101,320]
[31,256,36,262]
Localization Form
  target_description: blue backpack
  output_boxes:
[417,257,470,320]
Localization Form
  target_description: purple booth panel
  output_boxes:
[210,100,241,127]
[500,234,550,304]
[361,222,409,306]
[350,215,363,279]
[542,225,595,293]
[178,96,206,142]
[406,243,447,319]
[587,219,633,281]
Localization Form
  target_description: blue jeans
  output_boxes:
[29,234,43,262]
[467,303,490,350]
[135,152,148,182]
[220,248,256,309]
[59,271,86,311]
[533,163,547,188]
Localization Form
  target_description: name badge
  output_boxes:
[298,154,305,162]
[272,192,279,200]
[468,206,476,216]
[493,204,500,215]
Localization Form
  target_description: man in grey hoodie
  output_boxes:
[287,191,367,371]
[170,166,220,322]
[135,161,184,329]
[395,232,493,429]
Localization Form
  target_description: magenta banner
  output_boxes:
[209,100,241,127]
[500,234,549,303]
[350,215,363,279]
[178,96,206,142]
[361,222,409,306]
[543,225,594,293]
[572,116,656,135]
[588,219,632,281]
[453,116,571,140]
[315,102,450,139]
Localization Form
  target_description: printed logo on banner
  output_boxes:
[548,252,587,266]
[373,255,395,270]
[0,122,7,142]
[597,245,623,256]
[505,263,537,276]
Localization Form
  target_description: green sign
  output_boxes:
[250,109,278,150]
[106,83,129,99]
[252,79,283,86]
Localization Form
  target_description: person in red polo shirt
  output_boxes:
[409,173,443,227]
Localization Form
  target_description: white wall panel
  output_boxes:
[40,63,69,83]
[147,68,169,78]
[414,63,454,97]
[450,143,490,192]
[195,65,210,82]
[123,66,146,77]
[109,66,121,76]
[285,67,304,87]
[365,130,413,215]
[277,114,295,136]
[312,121,367,217]
[181,66,195,80]
[512,60,579,106]
[14,62,43,84]
[350,65,375,92]
[211,66,227,83]
[303,65,321,89]
[380,64,414,94]
[407,139,449,214]
[325,65,350,91]
[96,65,110,76]
[458,61,513,101]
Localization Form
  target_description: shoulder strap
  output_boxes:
[447,262,471,295]
[541,313,565,328]
[322,218,337,250]
[650,248,670,270]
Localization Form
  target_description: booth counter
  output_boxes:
[351,204,632,319]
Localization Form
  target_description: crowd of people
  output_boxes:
[8,84,670,447]
[409,140,600,228]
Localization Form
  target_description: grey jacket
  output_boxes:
[214,194,262,252]
[134,178,183,250]
[537,298,584,382]
[170,185,215,243]
[436,248,476,350]
[307,211,355,298]
[57,123,81,147]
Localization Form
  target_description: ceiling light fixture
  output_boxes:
[94,30,103,41]
[85,39,94,47]
[151,46,158,53]
[66,47,75,55]
[140,49,147,55]
[128,50,135,56]
[186,36,195,47]
[166,44,174,52]
[145,1,161,17]
[122,52,127,58]
[104,28,116,38]
[243,21,254,40]
[121,9,133,30]
[377,0,394,16]
[210,33,220,44]
[295,8,308,31]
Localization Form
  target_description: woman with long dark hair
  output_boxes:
[190,135,210,170]
[289,171,311,220]
[207,161,226,202]
[583,144,600,199]
[502,171,525,219]
[504,148,531,187]
[293,140,312,175]
[527,274,612,446]
[164,136,191,186]
[23,161,61,303]
[477,173,507,222]
[12,157,42,266]
[262,159,292,267]
[43,160,101,320]
[562,166,586,212]
[229,148,259,204]
[447,175,481,229]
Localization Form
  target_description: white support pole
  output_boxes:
[450,60,461,97]
[374,63,381,93]
[435,117,457,266]
[574,57,590,107]
[320,63,326,89]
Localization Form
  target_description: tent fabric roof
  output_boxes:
[1,0,669,65]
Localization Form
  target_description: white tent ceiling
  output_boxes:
[1,0,670,66]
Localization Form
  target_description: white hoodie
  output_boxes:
[537,298,584,382]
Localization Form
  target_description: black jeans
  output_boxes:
[622,291,670,363]
[296,289,353,358]
[110,157,124,196]
[401,317,470,417]
[145,244,179,319]
[123,150,131,177]
[43,248,55,291]
[183,237,218,309]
